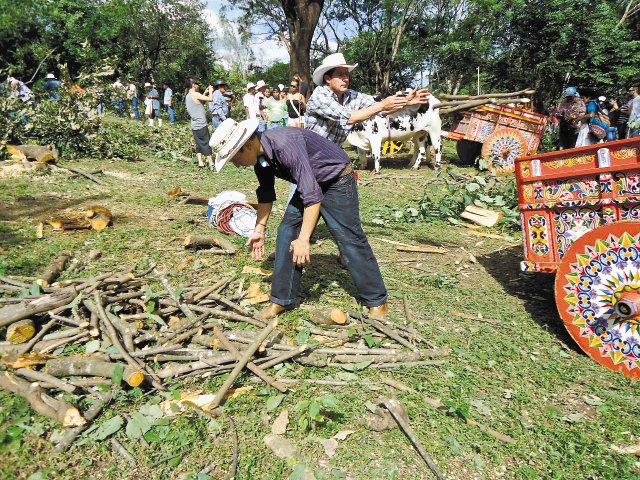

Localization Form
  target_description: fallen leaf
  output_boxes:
[320,438,339,458]
[242,266,272,276]
[333,430,354,441]
[610,444,640,456]
[245,283,263,298]
[271,409,289,435]
[264,433,297,460]
[224,386,253,399]
[245,293,270,305]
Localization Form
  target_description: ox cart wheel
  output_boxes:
[456,140,482,166]
[481,128,527,174]
[555,221,640,380]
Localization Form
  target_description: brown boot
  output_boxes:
[368,303,388,320]
[256,302,287,321]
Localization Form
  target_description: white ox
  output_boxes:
[347,95,442,173]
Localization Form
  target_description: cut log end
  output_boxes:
[7,319,36,344]
[63,408,86,427]
[126,371,145,387]
[460,205,503,228]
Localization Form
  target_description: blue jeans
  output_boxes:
[166,105,175,123]
[97,102,104,116]
[154,108,160,119]
[132,98,140,120]
[257,117,266,133]
[114,99,124,117]
[212,117,222,128]
[270,172,387,308]
[267,121,284,130]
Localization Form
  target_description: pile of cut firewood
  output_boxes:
[0,260,447,452]
[436,88,536,116]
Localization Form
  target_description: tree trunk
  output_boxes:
[281,0,324,86]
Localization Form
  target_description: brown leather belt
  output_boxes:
[338,164,353,178]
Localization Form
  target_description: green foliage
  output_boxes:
[294,395,339,432]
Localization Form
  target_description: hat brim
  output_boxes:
[312,63,358,86]
[213,118,260,172]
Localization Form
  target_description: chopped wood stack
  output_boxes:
[436,88,535,116]
[0,267,447,452]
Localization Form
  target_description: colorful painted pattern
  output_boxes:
[620,204,640,220]
[614,172,640,196]
[611,147,640,160]
[483,128,526,173]
[554,208,601,257]
[602,207,617,224]
[528,214,549,255]
[535,178,600,203]
[559,228,640,378]
[546,154,595,170]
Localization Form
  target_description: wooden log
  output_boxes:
[0,371,85,427]
[210,320,278,409]
[396,245,446,254]
[190,305,266,328]
[6,319,35,343]
[157,353,238,378]
[6,144,58,163]
[15,368,77,393]
[460,205,503,228]
[307,306,349,326]
[59,165,105,184]
[45,357,144,387]
[440,97,531,116]
[41,327,84,341]
[382,398,445,480]
[0,290,76,328]
[334,352,422,363]
[53,391,113,453]
[183,234,238,254]
[36,331,89,354]
[23,318,57,353]
[37,251,73,288]
[439,88,535,101]
[210,325,287,393]
[48,212,92,231]
[85,205,112,231]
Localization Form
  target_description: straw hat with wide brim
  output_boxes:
[210,118,260,172]
[312,52,358,86]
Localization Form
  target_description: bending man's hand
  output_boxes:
[407,88,431,105]
[246,231,265,260]
[290,238,311,267]
[379,94,408,114]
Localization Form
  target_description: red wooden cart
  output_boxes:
[516,137,640,379]
[449,104,547,173]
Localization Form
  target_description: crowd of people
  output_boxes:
[549,85,640,149]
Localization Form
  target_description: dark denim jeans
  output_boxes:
[132,97,140,120]
[270,172,387,308]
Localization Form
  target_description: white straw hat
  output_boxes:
[246,82,256,90]
[312,52,358,86]
[256,80,266,90]
[209,118,260,172]
[144,82,152,87]
[46,73,55,79]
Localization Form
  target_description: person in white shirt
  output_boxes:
[163,82,175,124]
[243,82,257,120]
[254,79,268,132]
[127,80,139,120]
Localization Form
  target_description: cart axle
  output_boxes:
[613,291,640,320]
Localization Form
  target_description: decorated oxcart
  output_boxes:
[516,137,640,379]
[448,103,547,174]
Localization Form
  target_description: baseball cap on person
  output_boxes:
[144,82,152,87]
[46,73,56,79]
[246,82,256,90]
[565,87,577,97]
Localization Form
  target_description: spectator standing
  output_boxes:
[127,80,140,121]
[144,83,160,126]
[94,81,105,117]
[286,78,306,128]
[185,80,215,169]
[9,78,32,102]
[243,82,257,120]
[575,89,604,147]
[265,86,287,129]
[43,73,61,100]
[628,85,640,138]
[293,73,309,99]
[112,78,125,117]
[254,80,268,133]
[618,95,631,139]
[554,87,585,150]
[163,82,175,124]
[209,79,229,128]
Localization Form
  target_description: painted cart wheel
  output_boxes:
[481,128,527,174]
[555,221,640,379]
[456,140,482,165]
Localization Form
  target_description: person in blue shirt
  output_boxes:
[43,73,61,100]
[163,82,175,124]
[209,79,229,128]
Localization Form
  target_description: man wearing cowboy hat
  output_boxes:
[209,119,389,320]
[43,73,61,100]
[305,52,431,146]
[243,82,257,120]
[209,79,229,128]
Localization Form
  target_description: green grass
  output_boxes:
[0,117,638,480]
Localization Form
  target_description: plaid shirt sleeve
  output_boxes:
[305,86,376,145]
